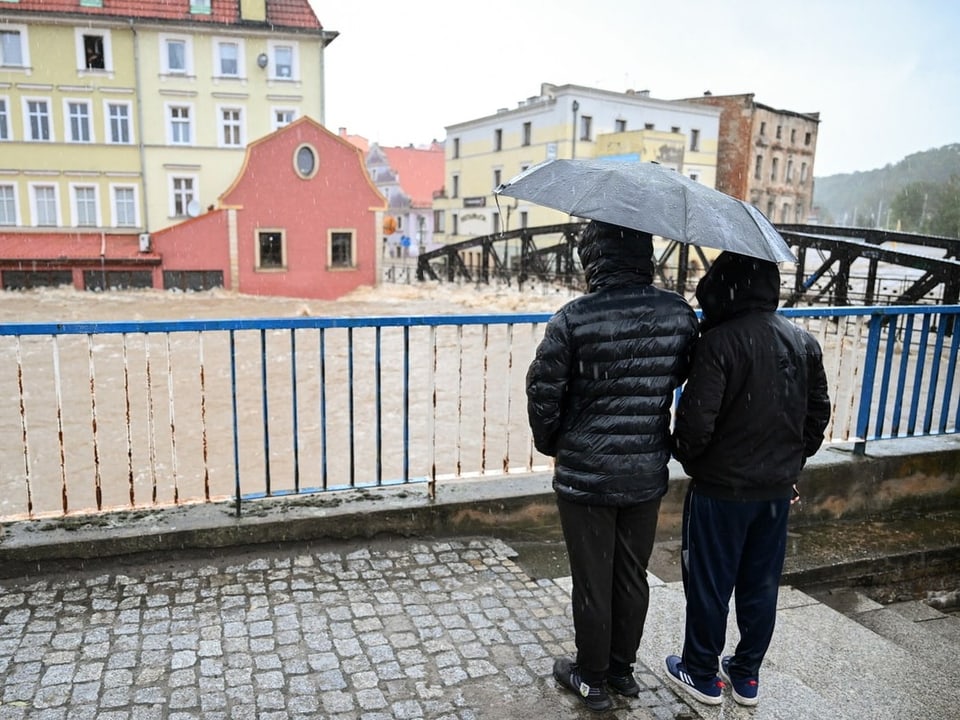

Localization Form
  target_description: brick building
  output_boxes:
[681,93,820,224]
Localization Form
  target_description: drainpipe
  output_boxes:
[571,100,579,159]
[130,20,150,233]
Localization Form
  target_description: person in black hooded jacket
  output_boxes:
[664,251,831,708]
[526,220,698,711]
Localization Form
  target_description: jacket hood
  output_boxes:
[577,220,654,292]
[695,251,780,328]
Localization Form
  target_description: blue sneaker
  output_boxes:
[664,655,724,705]
[720,655,759,706]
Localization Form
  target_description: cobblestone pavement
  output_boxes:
[0,537,694,720]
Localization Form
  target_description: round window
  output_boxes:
[295,144,317,178]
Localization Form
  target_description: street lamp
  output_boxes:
[571,100,579,159]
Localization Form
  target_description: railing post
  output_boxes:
[853,312,885,455]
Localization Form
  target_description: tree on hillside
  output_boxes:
[927,175,960,238]
[890,181,938,232]
[890,175,960,237]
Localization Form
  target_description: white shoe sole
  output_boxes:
[665,665,723,706]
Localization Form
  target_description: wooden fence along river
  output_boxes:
[1,306,957,521]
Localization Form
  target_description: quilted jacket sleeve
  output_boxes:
[525,311,572,457]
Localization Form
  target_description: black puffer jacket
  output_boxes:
[525,221,698,506]
[672,252,832,501]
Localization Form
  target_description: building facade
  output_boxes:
[434,82,722,241]
[363,141,444,257]
[0,0,340,292]
[680,92,820,224]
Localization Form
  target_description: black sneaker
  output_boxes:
[553,657,613,712]
[606,671,640,697]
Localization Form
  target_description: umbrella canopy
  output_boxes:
[495,158,797,263]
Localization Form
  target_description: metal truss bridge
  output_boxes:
[414,223,960,307]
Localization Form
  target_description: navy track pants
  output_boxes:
[680,486,790,682]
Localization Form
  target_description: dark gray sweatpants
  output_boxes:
[556,495,661,685]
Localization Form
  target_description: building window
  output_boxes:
[190,0,212,14]
[452,137,460,159]
[689,172,699,182]
[0,98,9,140]
[493,168,501,189]
[782,202,790,221]
[804,131,812,146]
[80,32,106,70]
[271,43,295,79]
[66,100,93,142]
[106,102,132,144]
[522,122,531,146]
[770,157,779,182]
[80,0,103,6]
[171,176,196,217]
[219,107,242,147]
[615,119,627,132]
[800,162,808,184]
[0,184,17,225]
[216,40,240,77]
[31,184,59,226]
[168,104,193,145]
[451,174,459,199]
[257,230,284,269]
[273,108,296,131]
[112,185,137,227]
[72,185,99,227]
[24,99,52,141]
[162,36,190,74]
[644,123,654,130]
[670,126,680,134]
[690,128,700,152]
[766,200,775,220]
[759,121,766,136]
[580,116,593,141]
[451,214,458,236]
[0,26,27,67]
[294,144,318,178]
[494,128,502,151]
[790,128,797,144]
[776,125,783,140]
[330,231,354,268]
[754,154,763,180]
[786,158,794,182]
[433,210,445,233]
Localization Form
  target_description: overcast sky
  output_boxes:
[313,0,958,178]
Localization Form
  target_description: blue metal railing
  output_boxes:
[1,306,957,520]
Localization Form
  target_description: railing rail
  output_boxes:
[2,305,957,521]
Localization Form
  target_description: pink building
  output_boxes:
[0,118,386,300]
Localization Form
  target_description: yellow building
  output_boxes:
[435,82,721,242]
[0,0,336,245]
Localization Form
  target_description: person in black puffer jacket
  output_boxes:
[664,251,831,708]
[526,220,698,711]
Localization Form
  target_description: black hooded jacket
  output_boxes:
[525,221,698,506]
[672,252,832,501]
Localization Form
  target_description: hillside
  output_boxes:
[813,144,960,227]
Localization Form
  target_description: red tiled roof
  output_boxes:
[0,233,160,263]
[3,0,324,31]
[339,128,370,154]
[382,145,445,208]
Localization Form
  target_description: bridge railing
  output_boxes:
[1,305,957,521]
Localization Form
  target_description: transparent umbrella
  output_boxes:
[495,158,796,263]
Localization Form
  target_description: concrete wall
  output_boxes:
[1,436,956,577]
